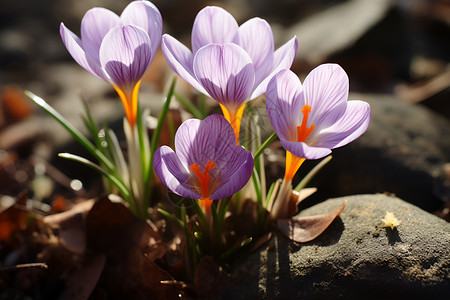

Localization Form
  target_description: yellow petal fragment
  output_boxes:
[381,211,401,230]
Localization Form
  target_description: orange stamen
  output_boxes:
[297,104,315,142]
[219,103,246,145]
[190,160,217,199]
[113,80,141,128]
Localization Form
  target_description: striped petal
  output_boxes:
[59,22,106,80]
[266,69,303,141]
[174,114,236,169]
[302,64,349,130]
[211,150,253,200]
[193,43,255,110]
[251,35,298,99]
[191,6,238,53]
[80,7,121,61]
[121,0,163,60]
[99,25,152,90]
[234,18,274,80]
[153,146,200,199]
[161,34,208,95]
[311,100,371,149]
[280,138,332,160]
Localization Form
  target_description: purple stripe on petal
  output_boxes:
[161,34,209,95]
[99,25,152,90]
[121,0,162,60]
[80,8,121,61]
[154,146,200,199]
[191,6,238,53]
[193,43,255,109]
[158,114,254,200]
[280,138,331,160]
[175,114,236,169]
[303,64,348,129]
[211,150,254,200]
[312,100,371,149]
[60,23,106,80]
[266,69,303,141]
[251,35,298,99]
[234,18,274,78]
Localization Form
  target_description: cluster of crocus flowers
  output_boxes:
[161,6,298,144]
[60,0,162,128]
[266,64,371,219]
[153,114,254,211]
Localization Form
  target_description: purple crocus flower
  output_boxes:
[161,6,298,143]
[59,0,162,128]
[266,64,371,182]
[153,114,254,208]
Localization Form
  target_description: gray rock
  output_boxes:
[224,194,450,299]
[307,94,450,212]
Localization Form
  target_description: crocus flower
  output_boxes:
[60,0,162,128]
[153,114,254,209]
[266,64,371,182]
[162,6,298,143]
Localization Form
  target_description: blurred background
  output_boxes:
[0,0,449,214]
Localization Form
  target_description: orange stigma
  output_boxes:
[190,160,217,199]
[297,104,315,142]
[219,103,246,145]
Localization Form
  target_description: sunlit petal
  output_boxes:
[99,25,152,90]
[191,6,238,53]
[266,69,303,141]
[312,100,371,149]
[80,8,121,61]
[121,0,162,59]
[60,23,107,80]
[161,34,209,95]
[211,150,253,200]
[154,146,200,199]
[302,64,349,129]
[280,138,332,160]
[251,36,298,99]
[193,43,255,110]
[234,18,274,78]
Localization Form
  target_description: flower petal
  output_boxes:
[302,64,349,129]
[121,0,163,60]
[193,43,255,110]
[60,23,106,80]
[153,146,200,199]
[161,34,208,95]
[311,100,371,149]
[234,18,274,80]
[280,138,331,160]
[266,69,303,141]
[251,35,298,99]
[211,150,253,200]
[191,6,238,53]
[174,114,236,169]
[99,25,152,90]
[80,7,121,61]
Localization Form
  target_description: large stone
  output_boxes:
[224,194,450,299]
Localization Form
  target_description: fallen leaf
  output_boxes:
[277,200,347,242]
[59,253,106,300]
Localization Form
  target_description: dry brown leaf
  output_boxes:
[59,253,106,300]
[277,200,347,243]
